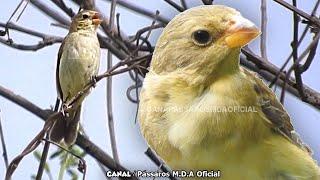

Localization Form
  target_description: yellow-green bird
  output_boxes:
[49,10,102,146]
[138,5,320,179]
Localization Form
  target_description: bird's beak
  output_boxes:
[92,12,103,25]
[225,16,260,48]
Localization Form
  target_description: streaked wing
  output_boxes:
[242,68,312,154]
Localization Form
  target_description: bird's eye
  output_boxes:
[192,30,213,46]
[82,14,89,19]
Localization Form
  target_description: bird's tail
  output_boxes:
[49,105,81,146]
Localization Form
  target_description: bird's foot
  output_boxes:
[62,103,72,117]
[91,76,98,88]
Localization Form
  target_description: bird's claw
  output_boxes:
[62,103,72,117]
[91,76,97,87]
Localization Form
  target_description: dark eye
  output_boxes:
[192,30,213,46]
[82,14,89,19]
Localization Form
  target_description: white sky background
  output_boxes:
[0,0,319,179]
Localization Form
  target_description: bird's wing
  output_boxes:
[242,68,312,154]
[56,39,65,101]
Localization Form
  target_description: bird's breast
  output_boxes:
[141,73,270,169]
[58,32,100,102]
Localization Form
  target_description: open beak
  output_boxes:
[225,16,260,48]
[92,12,103,25]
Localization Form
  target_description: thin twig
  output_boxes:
[106,51,120,164]
[4,0,29,41]
[130,23,165,42]
[0,36,62,51]
[241,47,320,109]
[15,0,30,22]
[72,0,131,54]
[50,22,69,29]
[272,0,320,27]
[106,0,120,165]
[0,110,9,169]
[30,0,128,59]
[35,134,51,180]
[180,0,187,10]
[5,112,61,180]
[145,148,178,180]
[0,85,138,179]
[260,0,268,59]
[163,0,185,12]
[116,13,122,40]
[35,99,60,180]
[268,0,320,88]
[202,0,214,5]
[30,0,71,25]
[108,0,117,30]
[288,0,304,102]
[299,31,319,73]
[103,0,170,24]
[0,22,63,39]
[50,0,75,17]
[44,139,87,180]
[80,129,110,179]
[281,0,301,104]
[279,32,320,104]
[7,0,25,23]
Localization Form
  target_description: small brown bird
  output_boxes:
[49,10,102,146]
[139,5,320,179]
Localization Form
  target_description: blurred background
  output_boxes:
[0,0,319,179]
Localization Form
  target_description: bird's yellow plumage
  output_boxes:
[139,5,320,179]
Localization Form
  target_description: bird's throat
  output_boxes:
[199,48,241,86]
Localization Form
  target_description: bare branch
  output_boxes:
[72,0,131,54]
[299,31,319,73]
[0,110,9,169]
[108,0,117,30]
[163,0,185,12]
[0,36,62,51]
[180,0,187,10]
[44,139,87,180]
[241,47,320,109]
[35,134,51,180]
[30,0,71,25]
[0,22,62,39]
[103,0,170,24]
[50,0,76,17]
[281,32,320,104]
[32,0,129,59]
[272,0,320,27]
[268,0,320,88]
[5,112,61,180]
[260,0,268,59]
[106,0,120,166]
[202,0,214,5]
[15,0,31,22]
[0,85,137,179]
[145,148,178,180]
[35,100,60,180]
[283,0,304,103]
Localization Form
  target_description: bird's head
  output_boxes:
[69,10,102,32]
[151,5,260,81]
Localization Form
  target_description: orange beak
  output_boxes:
[225,16,260,48]
[92,12,103,25]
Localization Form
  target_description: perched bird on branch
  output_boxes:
[139,5,320,179]
[49,10,102,146]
